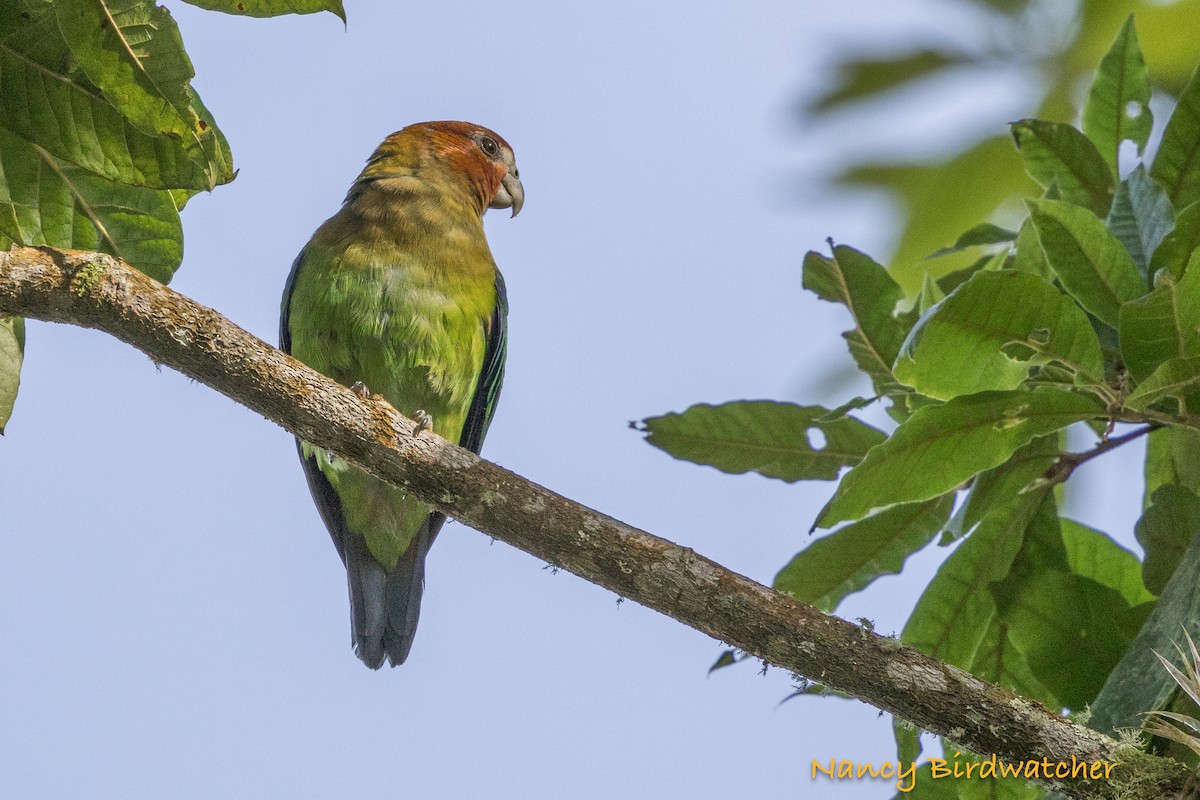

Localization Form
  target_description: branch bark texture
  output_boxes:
[0,246,1189,799]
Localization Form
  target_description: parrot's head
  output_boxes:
[358,121,523,218]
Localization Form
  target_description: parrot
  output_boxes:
[279,121,523,668]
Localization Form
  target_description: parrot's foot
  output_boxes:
[350,381,371,399]
[412,409,433,436]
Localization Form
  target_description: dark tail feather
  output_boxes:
[345,514,443,669]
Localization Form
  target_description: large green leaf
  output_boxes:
[893,270,1104,399]
[1136,484,1200,596]
[1118,253,1200,381]
[901,494,1048,669]
[1011,119,1114,216]
[1146,428,1200,507]
[802,246,908,396]
[179,0,345,20]
[0,315,22,434]
[1062,518,1155,607]
[1106,165,1174,276]
[640,401,885,483]
[1082,14,1152,172]
[1089,511,1200,735]
[816,388,1105,527]
[945,434,1062,542]
[1150,201,1200,281]
[1151,65,1200,211]
[1125,357,1200,412]
[0,128,183,281]
[1003,570,1151,709]
[53,0,233,189]
[773,494,953,612]
[0,0,213,190]
[1027,197,1148,327]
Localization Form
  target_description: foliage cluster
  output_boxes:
[0,0,344,431]
[643,16,1200,798]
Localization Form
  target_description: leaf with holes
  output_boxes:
[815,388,1105,527]
[640,401,885,483]
[1027,197,1147,327]
[179,0,346,19]
[1083,15,1153,172]
[774,494,953,612]
[894,270,1104,400]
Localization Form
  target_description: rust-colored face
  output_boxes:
[378,121,523,217]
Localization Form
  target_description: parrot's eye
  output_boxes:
[478,136,500,158]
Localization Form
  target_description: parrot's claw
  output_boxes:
[412,410,433,436]
[350,381,371,399]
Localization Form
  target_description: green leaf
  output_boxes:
[53,0,234,190]
[1151,66,1200,211]
[1082,14,1153,172]
[1146,428,1200,507]
[707,649,741,675]
[1125,357,1200,411]
[894,270,1104,400]
[774,494,953,612]
[1011,216,1053,281]
[802,246,908,395]
[1151,201,1200,281]
[915,272,944,315]
[1089,509,1200,735]
[178,0,346,20]
[1003,571,1150,711]
[1136,484,1200,596]
[945,434,1062,542]
[0,128,183,281]
[1106,165,1174,277]
[893,718,921,765]
[640,401,885,483]
[902,496,1036,668]
[816,388,1105,527]
[1118,254,1200,382]
[1062,518,1156,607]
[0,1,213,190]
[928,222,1018,259]
[0,315,22,433]
[1011,119,1114,216]
[1027,197,1148,327]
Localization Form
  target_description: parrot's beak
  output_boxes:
[490,169,524,218]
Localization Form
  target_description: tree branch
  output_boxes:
[0,246,1189,799]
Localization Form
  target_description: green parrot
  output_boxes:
[280,121,523,668]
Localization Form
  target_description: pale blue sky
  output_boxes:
[0,2,1143,798]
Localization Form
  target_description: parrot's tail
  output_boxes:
[345,516,439,669]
